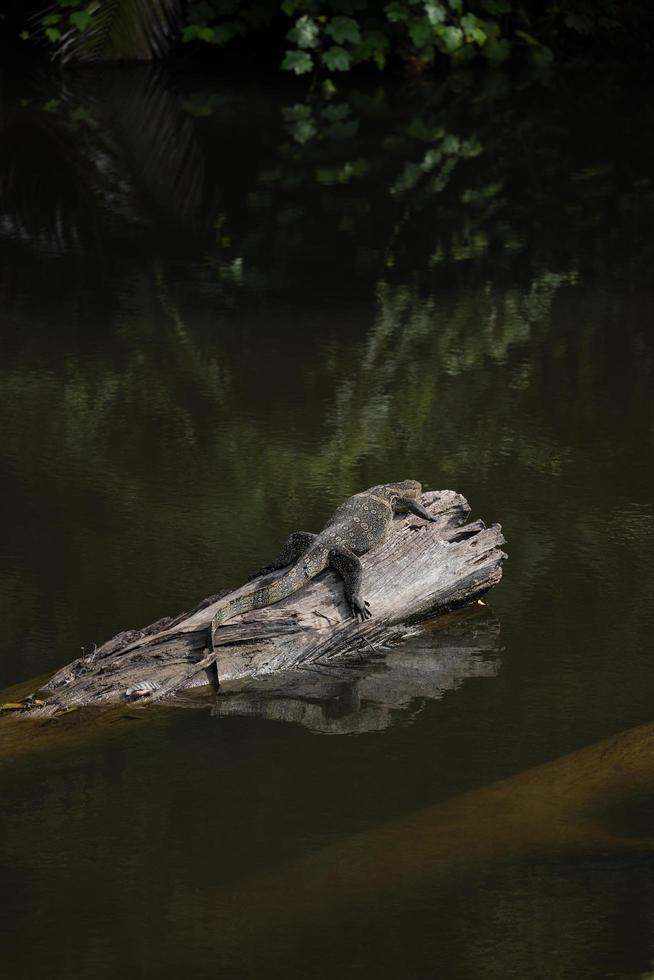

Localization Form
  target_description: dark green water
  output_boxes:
[1,64,654,980]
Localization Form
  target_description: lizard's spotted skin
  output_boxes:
[209,480,436,653]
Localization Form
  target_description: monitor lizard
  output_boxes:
[210,479,435,645]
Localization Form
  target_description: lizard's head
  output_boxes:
[370,480,422,501]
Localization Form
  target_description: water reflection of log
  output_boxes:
[210,613,500,735]
[17,490,505,716]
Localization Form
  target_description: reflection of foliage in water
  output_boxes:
[1,66,653,533]
[5,66,653,290]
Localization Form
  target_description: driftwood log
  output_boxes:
[23,490,506,716]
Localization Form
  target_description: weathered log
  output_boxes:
[23,490,506,716]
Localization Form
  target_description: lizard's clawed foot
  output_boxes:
[247,566,272,582]
[350,596,372,621]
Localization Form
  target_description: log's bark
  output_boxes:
[22,490,506,716]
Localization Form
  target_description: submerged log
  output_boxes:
[200,717,654,953]
[23,490,506,716]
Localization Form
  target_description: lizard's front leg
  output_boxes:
[248,531,316,580]
[328,546,371,621]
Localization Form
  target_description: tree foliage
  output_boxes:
[22,0,654,69]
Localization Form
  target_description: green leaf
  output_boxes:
[281,49,313,73]
[291,119,317,144]
[323,46,351,71]
[287,14,320,49]
[42,13,62,26]
[181,23,215,44]
[461,137,483,158]
[182,23,219,43]
[461,13,486,44]
[422,147,442,170]
[283,110,316,143]
[437,24,463,50]
[424,1,446,26]
[70,11,93,32]
[325,15,360,45]
[373,49,386,69]
[19,30,31,40]
[409,18,433,49]
[354,29,390,69]
[385,2,409,23]
[45,27,62,42]
[447,0,462,11]
[441,133,460,154]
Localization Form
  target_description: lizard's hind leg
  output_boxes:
[248,531,317,580]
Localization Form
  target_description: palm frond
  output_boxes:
[54,0,182,64]
[0,69,207,258]
[87,68,207,228]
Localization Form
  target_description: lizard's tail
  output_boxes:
[139,565,309,704]
[210,566,305,646]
